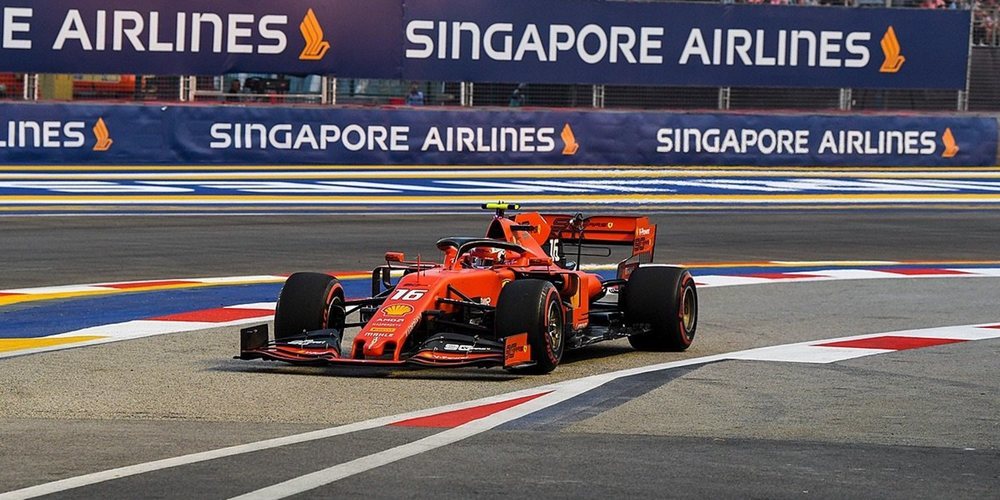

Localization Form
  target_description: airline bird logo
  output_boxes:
[299,8,330,61]
[561,123,580,155]
[92,117,113,152]
[941,128,959,158]
[879,26,905,73]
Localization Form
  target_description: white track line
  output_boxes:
[229,387,595,500]
[4,322,999,500]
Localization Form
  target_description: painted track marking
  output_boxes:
[5,168,1000,215]
[3,264,1000,359]
[2,322,998,500]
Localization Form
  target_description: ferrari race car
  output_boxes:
[239,203,697,374]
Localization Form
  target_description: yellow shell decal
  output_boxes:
[383,304,414,316]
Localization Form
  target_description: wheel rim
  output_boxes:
[680,285,696,332]
[325,295,346,332]
[546,299,563,353]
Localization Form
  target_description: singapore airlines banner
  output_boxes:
[0,0,970,89]
[0,103,995,166]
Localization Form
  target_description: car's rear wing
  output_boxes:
[538,214,656,277]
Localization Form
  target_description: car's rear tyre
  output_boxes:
[496,279,565,374]
[621,266,697,351]
[274,272,346,340]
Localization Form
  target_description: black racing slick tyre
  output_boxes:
[274,272,346,341]
[496,279,565,374]
[621,266,698,352]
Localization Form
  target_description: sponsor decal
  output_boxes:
[382,303,414,316]
[367,327,396,333]
[941,127,959,158]
[286,339,328,347]
[298,8,329,60]
[0,117,108,151]
[677,27,871,70]
[504,333,531,367]
[656,126,964,159]
[0,120,87,148]
[405,20,665,65]
[92,117,112,151]
[46,9,292,56]
[442,343,493,353]
[207,123,577,155]
[372,316,405,324]
[561,123,579,156]
[404,8,951,85]
[879,26,905,73]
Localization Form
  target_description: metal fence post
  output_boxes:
[179,77,193,102]
[839,88,853,111]
[460,82,473,107]
[592,84,605,108]
[321,76,336,105]
[718,87,730,110]
[959,9,974,112]
[23,74,39,100]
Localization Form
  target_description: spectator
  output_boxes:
[226,79,241,102]
[405,82,424,106]
[974,1,998,45]
[509,83,527,107]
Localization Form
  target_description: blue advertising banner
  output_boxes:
[0,103,995,167]
[402,1,970,89]
[0,0,970,89]
[0,0,401,77]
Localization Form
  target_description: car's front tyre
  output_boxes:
[274,272,346,340]
[496,279,565,374]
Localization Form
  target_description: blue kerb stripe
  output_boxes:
[1,265,987,340]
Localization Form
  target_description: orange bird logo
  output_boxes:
[561,123,579,156]
[941,128,959,158]
[299,9,330,61]
[92,118,113,152]
[880,26,905,73]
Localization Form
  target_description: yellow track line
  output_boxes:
[0,273,368,308]
[0,336,106,353]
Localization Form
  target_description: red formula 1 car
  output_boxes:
[239,203,697,374]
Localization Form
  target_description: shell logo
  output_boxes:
[382,304,414,316]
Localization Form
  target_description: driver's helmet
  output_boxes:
[466,247,505,268]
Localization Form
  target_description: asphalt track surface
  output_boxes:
[1,210,999,498]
